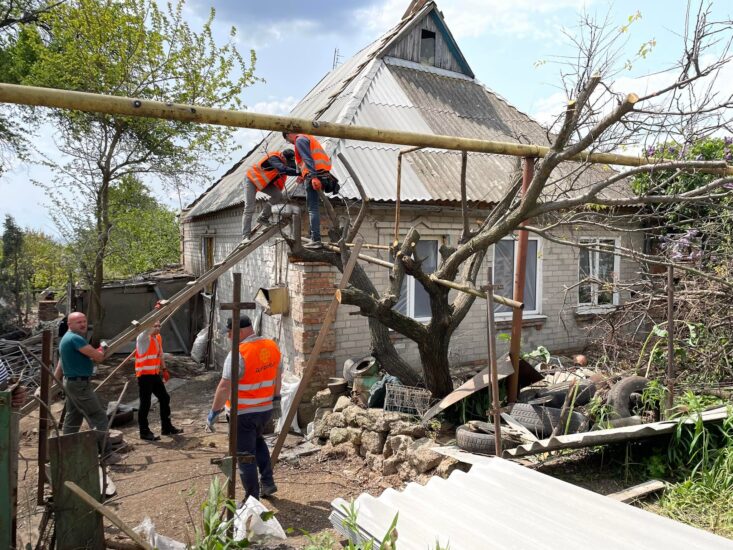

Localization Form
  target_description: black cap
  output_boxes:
[282,148,295,160]
[225,315,252,330]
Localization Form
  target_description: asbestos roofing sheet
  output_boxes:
[506,406,729,458]
[330,457,733,550]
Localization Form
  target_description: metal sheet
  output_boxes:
[330,457,733,549]
[506,406,730,458]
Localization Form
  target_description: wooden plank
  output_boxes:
[0,391,18,549]
[607,480,667,503]
[49,431,105,550]
[65,481,152,550]
[500,412,538,443]
[103,222,288,357]
[271,237,364,464]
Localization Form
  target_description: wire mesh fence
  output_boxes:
[384,383,435,416]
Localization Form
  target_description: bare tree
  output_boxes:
[284,3,733,398]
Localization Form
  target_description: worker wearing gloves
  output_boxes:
[242,149,298,238]
[206,315,282,501]
[135,320,182,441]
[54,312,120,463]
[282,132,340,250]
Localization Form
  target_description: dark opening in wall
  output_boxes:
[420,29,436,65]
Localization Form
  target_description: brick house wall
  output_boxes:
[182,200,643,405]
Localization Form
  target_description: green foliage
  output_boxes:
[302,500,399,550]
[587,395,614,429]
[0,214,30,325]
[193,476,251,549]
[521,345,551,364]
[22,229,69,289]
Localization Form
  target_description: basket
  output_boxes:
[384,383,434,416]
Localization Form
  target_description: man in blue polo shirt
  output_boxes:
[54,311,118,462]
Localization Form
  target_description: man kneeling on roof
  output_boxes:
[242,149,298,239]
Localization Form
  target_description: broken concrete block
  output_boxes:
[435,457,460,479]
[325,412,346,429]
[333,395,352,413]
[398,461,419,481]
[329,427,350,446]
[383,455,404,476]
[408,438,442,474]
[312,388,336,409]
[384,434,412,459]
[321,442,358,459]
[361,430,386,455]
[391,420,427,439]
[365,452,384,472]
[346,427,363,446]
[343,405,369,428]
[364,409,404,432]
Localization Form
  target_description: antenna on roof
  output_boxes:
[332,48,343,70]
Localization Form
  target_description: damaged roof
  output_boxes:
[184,1,626,220]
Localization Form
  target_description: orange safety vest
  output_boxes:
[135,334,162,377]
[235,337,281,413]
[246,152,288,191]
[293,135,332,177]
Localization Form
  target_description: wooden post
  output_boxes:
[49,431,105,550]
[218,273,256,531]
[271,237,364,464]
[37,329,52,505]
[484,268,502,456]
[508,157,534,402]
[666,265,675,416]
[460,150,469,241]
[0,391,19,549]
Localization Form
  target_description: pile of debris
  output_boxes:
[310,390,462,481]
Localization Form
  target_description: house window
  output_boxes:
[420,29,436,65]
[578,238,620,307]
[394,239,439,321]
[493,237,541,315]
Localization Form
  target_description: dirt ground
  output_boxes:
[15,357,400,549]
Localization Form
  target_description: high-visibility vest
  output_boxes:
[246,152,288,191]
[236,337,281,413]
[293,135,332,177]
[135,334,162,377]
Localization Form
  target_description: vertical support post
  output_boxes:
[508,157,534,402]
[460,150,469,241]
[227,273,242,532]
[49,431,104,550]
[204,280,218,370]
[37,329,52,505]
[666,264,675,416]
[394,153,403,247]
[0,391,19,549]
[484,268,502,456]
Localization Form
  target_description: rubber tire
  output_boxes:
[607,376,649,418]
[508,403,587,438]
[109,409,134,428]
[537,380,596,408]
[456,425,519,455]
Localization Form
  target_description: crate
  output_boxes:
[384,384,434,416]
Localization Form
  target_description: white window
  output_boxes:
[578,238,620,307]
[393,239,439,321]
[492,237,542,315]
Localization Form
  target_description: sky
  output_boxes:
[2,0,732,236]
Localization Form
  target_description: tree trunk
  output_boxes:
[417,331,454,398]
[88,175,112,345]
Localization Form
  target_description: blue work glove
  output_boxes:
[272,395,282,421]
[205,408,223,433]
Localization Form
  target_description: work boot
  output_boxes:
[140,431,160,441]
[303,240,323,250]
[260,481,278,498]
[255,213,272,226]
[162,426,183,436]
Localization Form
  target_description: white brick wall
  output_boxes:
[183,202,643,379]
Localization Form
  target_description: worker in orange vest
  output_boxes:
[282,132,340,249]
[135,320,182,441]
[206,315,282,501]
[242,149,298,238]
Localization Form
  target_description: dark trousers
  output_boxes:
[137,374,172,434]
[236,410,274,500]
[62,378,110,454]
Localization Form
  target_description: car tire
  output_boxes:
[537,380,596,408]
[456,425,519,455]
[508,403,587,438]
[607,376,650,418]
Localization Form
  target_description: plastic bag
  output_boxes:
[134,517,186,550]
[234,496,287,542]
[276,371,301,434]
[190,327,209,363]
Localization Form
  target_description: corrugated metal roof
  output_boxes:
[506,406,730,458]
[185,2,631,220]
[330,457,733,549]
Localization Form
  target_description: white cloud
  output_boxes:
[232,96,299,153]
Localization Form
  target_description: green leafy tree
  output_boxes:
[23,0,257,340]
[22,229,69,289]
[0,214,30,324]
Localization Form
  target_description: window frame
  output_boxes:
[492,236,543,318]
[394,238,439,323]
[577,237,621,308]
[420,29,436,66]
